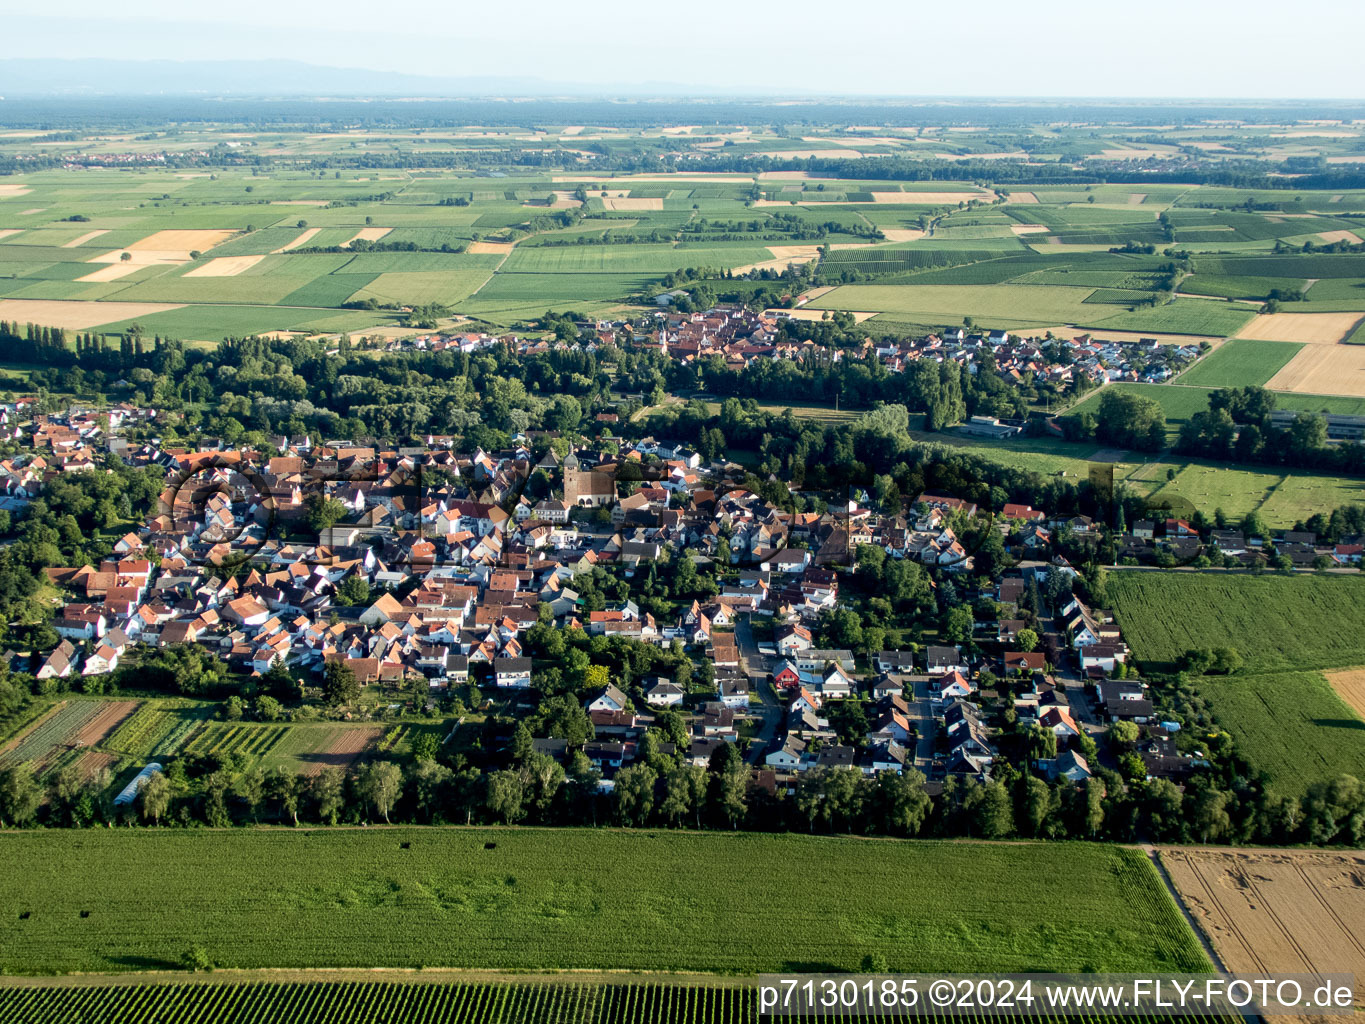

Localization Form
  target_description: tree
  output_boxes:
[1015,627,1039,653]
[359,761,403,823]
[0,763,41,827]
[334,574,371,607]
[268,767,300,826]
[311,767,346,825]
[660,764,707,827]
[304,493,349,534]
[943,605,975,645]
[181,946,214,973]
[1107,720,1140,749]
[872,768,930,836]
[613,764,657,826]
[138,770,171,825]
[323,659,360,706]
[484,769,525,825]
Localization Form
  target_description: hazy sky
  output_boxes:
[7,0,1365,98]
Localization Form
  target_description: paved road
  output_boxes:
[736,614,781,764]
[907,675,936,769]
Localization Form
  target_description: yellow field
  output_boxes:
[1266,343,1365,397]
[89,229,237,266]
[1235,312,1365,344]
[1324,667,1365,719]
[75,263,145,283]
[272,227,320,252]
[342,227,392,247]
[182,254,267,278]
[0,299,184,329]
[600,197,664,211]
[61,230,109,248]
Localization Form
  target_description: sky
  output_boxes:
[5,0,1365,99]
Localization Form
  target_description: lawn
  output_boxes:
[1107,572,1365,673]
[1194,670,1365,797]
[0,829,1207,975]
[1176,339,1303,388]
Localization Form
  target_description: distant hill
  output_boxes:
[0,58,729,99]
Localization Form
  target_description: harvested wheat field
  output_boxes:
[1237,312,1365,344]
[299,727,383,778]
[0,184,32,197]
[89,229,237,266]
[1319,230,1364,244]
[0,229,22,241]
[182,254,267,278]
[61,230,108,247]
[1266,343,1365,397]
[1011,224,1051,235]
[1324,667,1365,719]
[75,263,145,283]
[0,299,183,329]
[272,226,320,252]
[730,245,822,275]
[269,199,330,206]
[876,229,927,243]
[600,197,663,211]
[772,308,880,323]
[342,227,392,247]
[467,240,516,255]
[1161,847,1365,995]
[1006,192,1039,203]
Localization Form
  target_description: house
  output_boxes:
[718,676,750,708]
[1002,651,1046,675]
[933,669,975,702]
[585,683,629,712]
[875,650,916,674]
[493,657,532,689]
[644,679,685,707]
[925,645,967,674]
[765,735,807,772]
[773,660,801,689]
[1039,706,1080,738]
[1047,750,1092,782]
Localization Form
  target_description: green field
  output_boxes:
[1108,572,1365,673]
[1176,339,1303,388]
[0,829,1208,975]
[0,981,1241,1024]
[1193,670,1365,797]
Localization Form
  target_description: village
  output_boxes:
[6,386,1359,806]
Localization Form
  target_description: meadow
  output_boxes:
[1106,572,1365,673]
[1175,339,1303,388]
[1192,670,1365,796]
[0,829,1208,975]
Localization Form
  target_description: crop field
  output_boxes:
[1176,339,1303,387]
[0,830,1208,975]
[1162,847,1365,988]
[1191,670,1365,795]
[4,160,1365,338]
[1264,340,1365,398]
[0,980,1247,1024]
[1107,572,1365,673]
[179,721,291,761]
[102,703,210,759]
[0,701,139,773]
